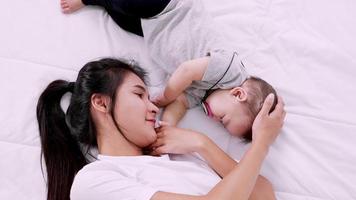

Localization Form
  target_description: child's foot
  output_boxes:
[60,0,85,14]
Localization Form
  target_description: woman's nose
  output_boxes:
[149,101,159,113]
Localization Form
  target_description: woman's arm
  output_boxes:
[151,127,276,200]
[150,143,270,200]
[153,97,284,178]
[196,135,238,178]
[151,192,207,200]
[196,138,276,200]
[151,125,236,178]
[150,94,285,200]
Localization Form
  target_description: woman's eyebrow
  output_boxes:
[133,85,147,92]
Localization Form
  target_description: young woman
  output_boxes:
[37,58,285,200]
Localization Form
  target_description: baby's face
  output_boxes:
[220,104,252,137]
[205,86,254,139]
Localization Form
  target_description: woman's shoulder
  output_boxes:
[70,159,128,199]
[83,157,116,169]
[74,157,128,181]
[72,155,157,185]
[70,156,162,200]
[72,160,116,185]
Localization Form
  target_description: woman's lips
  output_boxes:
[146,119,156,124]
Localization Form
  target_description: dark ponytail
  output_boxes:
[37,80,88,200]
[36,58,147,200]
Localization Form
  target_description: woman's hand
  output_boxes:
[149,121,207,156]
[252,94,286,149]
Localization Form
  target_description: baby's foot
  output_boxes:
[60,0,84,14]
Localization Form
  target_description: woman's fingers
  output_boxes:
[158,120,171,127]
[150,145,168,156]
[151,138,165,148]
[259,93,275,117]
[270,96,285,118]
[155,121,170,132]
[156,131,163,137]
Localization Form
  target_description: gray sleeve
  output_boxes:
[184,91,202,108]
[201,49,249,89]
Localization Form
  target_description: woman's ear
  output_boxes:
[229,87,248,102]
[91,93,110,113]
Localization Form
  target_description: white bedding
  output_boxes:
[1,0,356,199]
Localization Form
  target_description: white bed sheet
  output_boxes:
[1,0,356,199]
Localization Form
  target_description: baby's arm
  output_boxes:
[153,57,210,107]
[161,94,189,126]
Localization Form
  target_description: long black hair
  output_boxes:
[36,58,147,200]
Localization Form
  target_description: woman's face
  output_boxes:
[113,72,159,148]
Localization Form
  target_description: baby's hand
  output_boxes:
[152,92,171,107]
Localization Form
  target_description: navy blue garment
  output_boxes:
[82,0,171,36]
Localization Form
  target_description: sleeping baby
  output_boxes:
[147,0,278,142]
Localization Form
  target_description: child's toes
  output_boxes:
[60,0,85,14]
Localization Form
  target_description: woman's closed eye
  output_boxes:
[135,92,144,98]
[132,85,149,99]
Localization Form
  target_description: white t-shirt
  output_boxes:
[70,154,221,200]
[142,0,249,107]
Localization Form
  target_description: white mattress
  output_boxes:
[1,0,356,199]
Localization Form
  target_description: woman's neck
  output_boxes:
[96,125,143,157]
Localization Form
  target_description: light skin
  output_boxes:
[91,73,159,156]
[60,0,84,14]
[153,56,252,137]
[90,72,286,200]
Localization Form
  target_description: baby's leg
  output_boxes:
[96,0,171,36]
[61,0,170,36]
[90,0,171,18]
